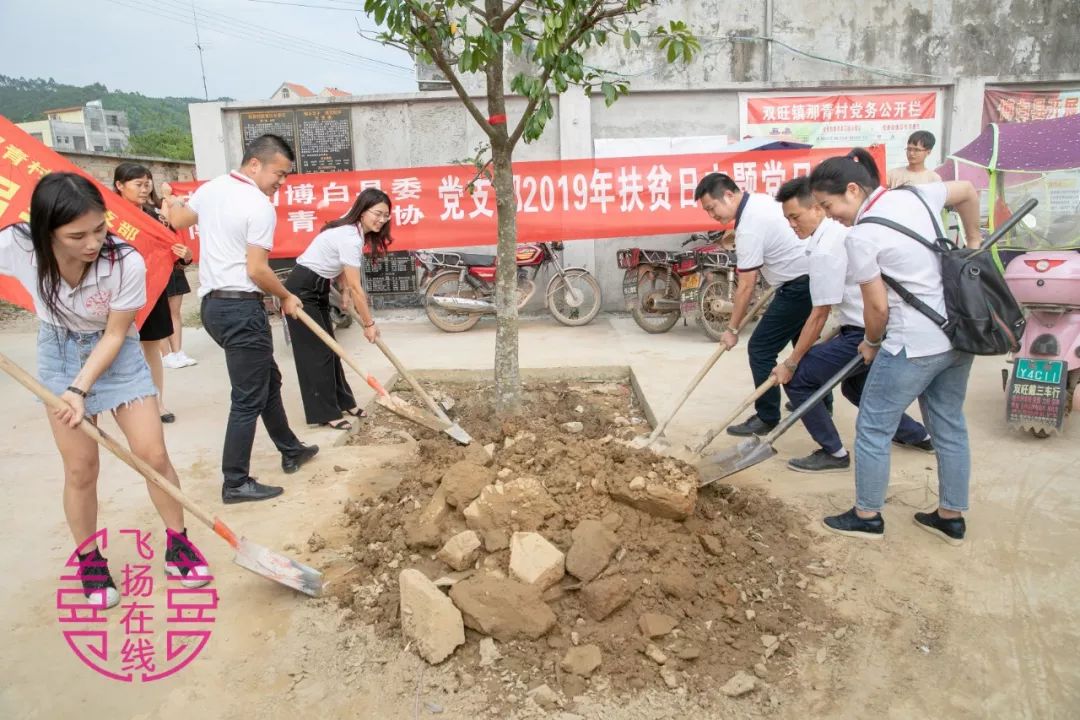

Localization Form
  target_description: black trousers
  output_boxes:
[283,265,357,425]
[748,275,813,426]
[201,296,303,488]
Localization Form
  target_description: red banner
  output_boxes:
[172,146,882,258]
[0,116,178,324]
[982,88,1080,125]
[745,92,937,125]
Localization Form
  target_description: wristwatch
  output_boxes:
[864,336,883,348]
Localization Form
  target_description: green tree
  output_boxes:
[127,128,195,161]
[366,0,697,415]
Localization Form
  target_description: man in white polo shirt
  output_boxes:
[694,172,812,436]
[167,134,317,504]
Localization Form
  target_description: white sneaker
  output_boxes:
[176,351,198,368]
[162,352,183,370]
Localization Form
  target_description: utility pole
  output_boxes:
[193,1,209,101]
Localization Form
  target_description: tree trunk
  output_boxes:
[491,138,521,416]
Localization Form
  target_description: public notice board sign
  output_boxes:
[239,108,354,174]
[1006,358,1069,433]
[739,90,944,173]
[363,251,418,295]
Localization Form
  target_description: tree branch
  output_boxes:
[494,0,531,29]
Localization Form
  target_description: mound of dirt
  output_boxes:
[334,380,834,710]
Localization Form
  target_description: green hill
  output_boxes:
[0,76,230,160]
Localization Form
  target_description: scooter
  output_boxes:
[1003,249,1080,437]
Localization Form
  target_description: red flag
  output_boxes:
[0,115,179,327]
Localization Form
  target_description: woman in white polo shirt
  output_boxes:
[809,148,982,545]
[0,173,209,608]
[284,188,389,429]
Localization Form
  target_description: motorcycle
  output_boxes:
[618,233,710,333]
[1003,248,1080,437]
[679,235,771,342]
[415,241,602,333]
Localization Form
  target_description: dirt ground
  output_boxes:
[0,313,1077,719]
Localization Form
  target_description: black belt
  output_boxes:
[840,324,864,334]
[782,274,810,286]
[207,290,264,300]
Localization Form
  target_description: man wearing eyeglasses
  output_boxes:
[167,133,318,504]
[887,131,943,188]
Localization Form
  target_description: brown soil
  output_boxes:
[331,379,835,711]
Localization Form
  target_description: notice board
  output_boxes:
[239,107,354,174]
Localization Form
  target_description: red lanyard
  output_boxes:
[859,188,887,219]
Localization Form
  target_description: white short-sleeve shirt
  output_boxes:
[296,224,364,279]
[188,171,276,297]
[735,193,809,286]
[0,224,146,336]
[845,183,951,358]
[805,217,864,328]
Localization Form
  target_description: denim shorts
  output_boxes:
[37,323,158,416]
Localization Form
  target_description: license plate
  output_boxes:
[1014,358,1064,385]
[621,272,639,302]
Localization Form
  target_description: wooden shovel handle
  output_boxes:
[0,352,239,548]
[293,309,389,397]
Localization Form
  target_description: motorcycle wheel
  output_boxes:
[547,270,602,326]
[630,267,681,333]
[698,275,734,342]
[424,272,482,333]
[330,306,353,329]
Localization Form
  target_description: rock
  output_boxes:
[527,684,560,710]
[600,511,623,532]
[333,465,347,473]
[638,613,678,638]
[565,520,620,582]
[698,534,724,557]
[715,577,740,606]
[509,532,565,589]
[816,647,828,664]
[437,531,482,572]
[560,645,602,677]
[761,634,779,649]
[753,663,768,679]
[673,643,701,661]
[580,575,636,621]
[745,609,757,621]
[398,569,465,664]
[478,637,501,667]
[464,477,560,552]
[719,671,757,698]
[441,461,494,508]
[610,478,696,520]
[658,564,696,599]
[834,627,848,640]
[574,405,584,414]
[404,486,452,549]
[306,532,327,552]
[449,575,556,641]
[496,468,512,479]
[562,421,584,434]
[614,416,630,426]
[659,666,680,689]
[644,644,668,665]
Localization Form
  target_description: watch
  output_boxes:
[782,359,799,372]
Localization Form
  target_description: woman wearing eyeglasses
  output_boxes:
[284,188,391,429]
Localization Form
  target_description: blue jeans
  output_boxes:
[748,276,813,425]
[785,327,928,454]
[854,347,974,513]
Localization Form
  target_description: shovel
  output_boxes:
[293,309,471,444]
[689,324,842,455]
[697,353,865,486]
[632,286,778,452]
[0,352,323,597]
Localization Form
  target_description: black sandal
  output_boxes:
[343,407,368,419]
[161,412,176,424]
[322,418,352,430]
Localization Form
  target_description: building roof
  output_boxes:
[275,82,315,98]
[320,87,351,97]
[42,105,85,115]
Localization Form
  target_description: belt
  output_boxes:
[782,274,810,286]
[840,324,864,334]
[207,290,264,300]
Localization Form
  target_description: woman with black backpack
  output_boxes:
[809,148,982,545]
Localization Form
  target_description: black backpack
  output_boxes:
[857,187,1025,356]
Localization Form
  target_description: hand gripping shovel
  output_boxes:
[696,353,865,487]
[293,309,470,444]
[0,352,323,597]
[632,286,778,452]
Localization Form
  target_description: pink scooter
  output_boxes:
[1004,251,1080,437]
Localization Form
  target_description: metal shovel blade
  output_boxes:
[444,422,472,445]
[232,537,324,597]
[696,437,778,487]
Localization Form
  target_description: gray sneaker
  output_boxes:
[788,449,851,474]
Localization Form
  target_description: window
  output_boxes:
[281,88,290,98]
[106,114,120,127]
[73,137,86,151]
[30,132,43,141]
[89,118,103,132]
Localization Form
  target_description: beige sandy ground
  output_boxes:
[0,312,1077,719]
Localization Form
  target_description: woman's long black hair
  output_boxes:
[808,147,882,196]
[322,188,393,257]
[21,172,133,326]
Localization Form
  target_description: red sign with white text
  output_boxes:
[745,93,937,124]
[0,116,178,323]
[171,146,882,258]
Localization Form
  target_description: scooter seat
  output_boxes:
[457,253,497,267]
